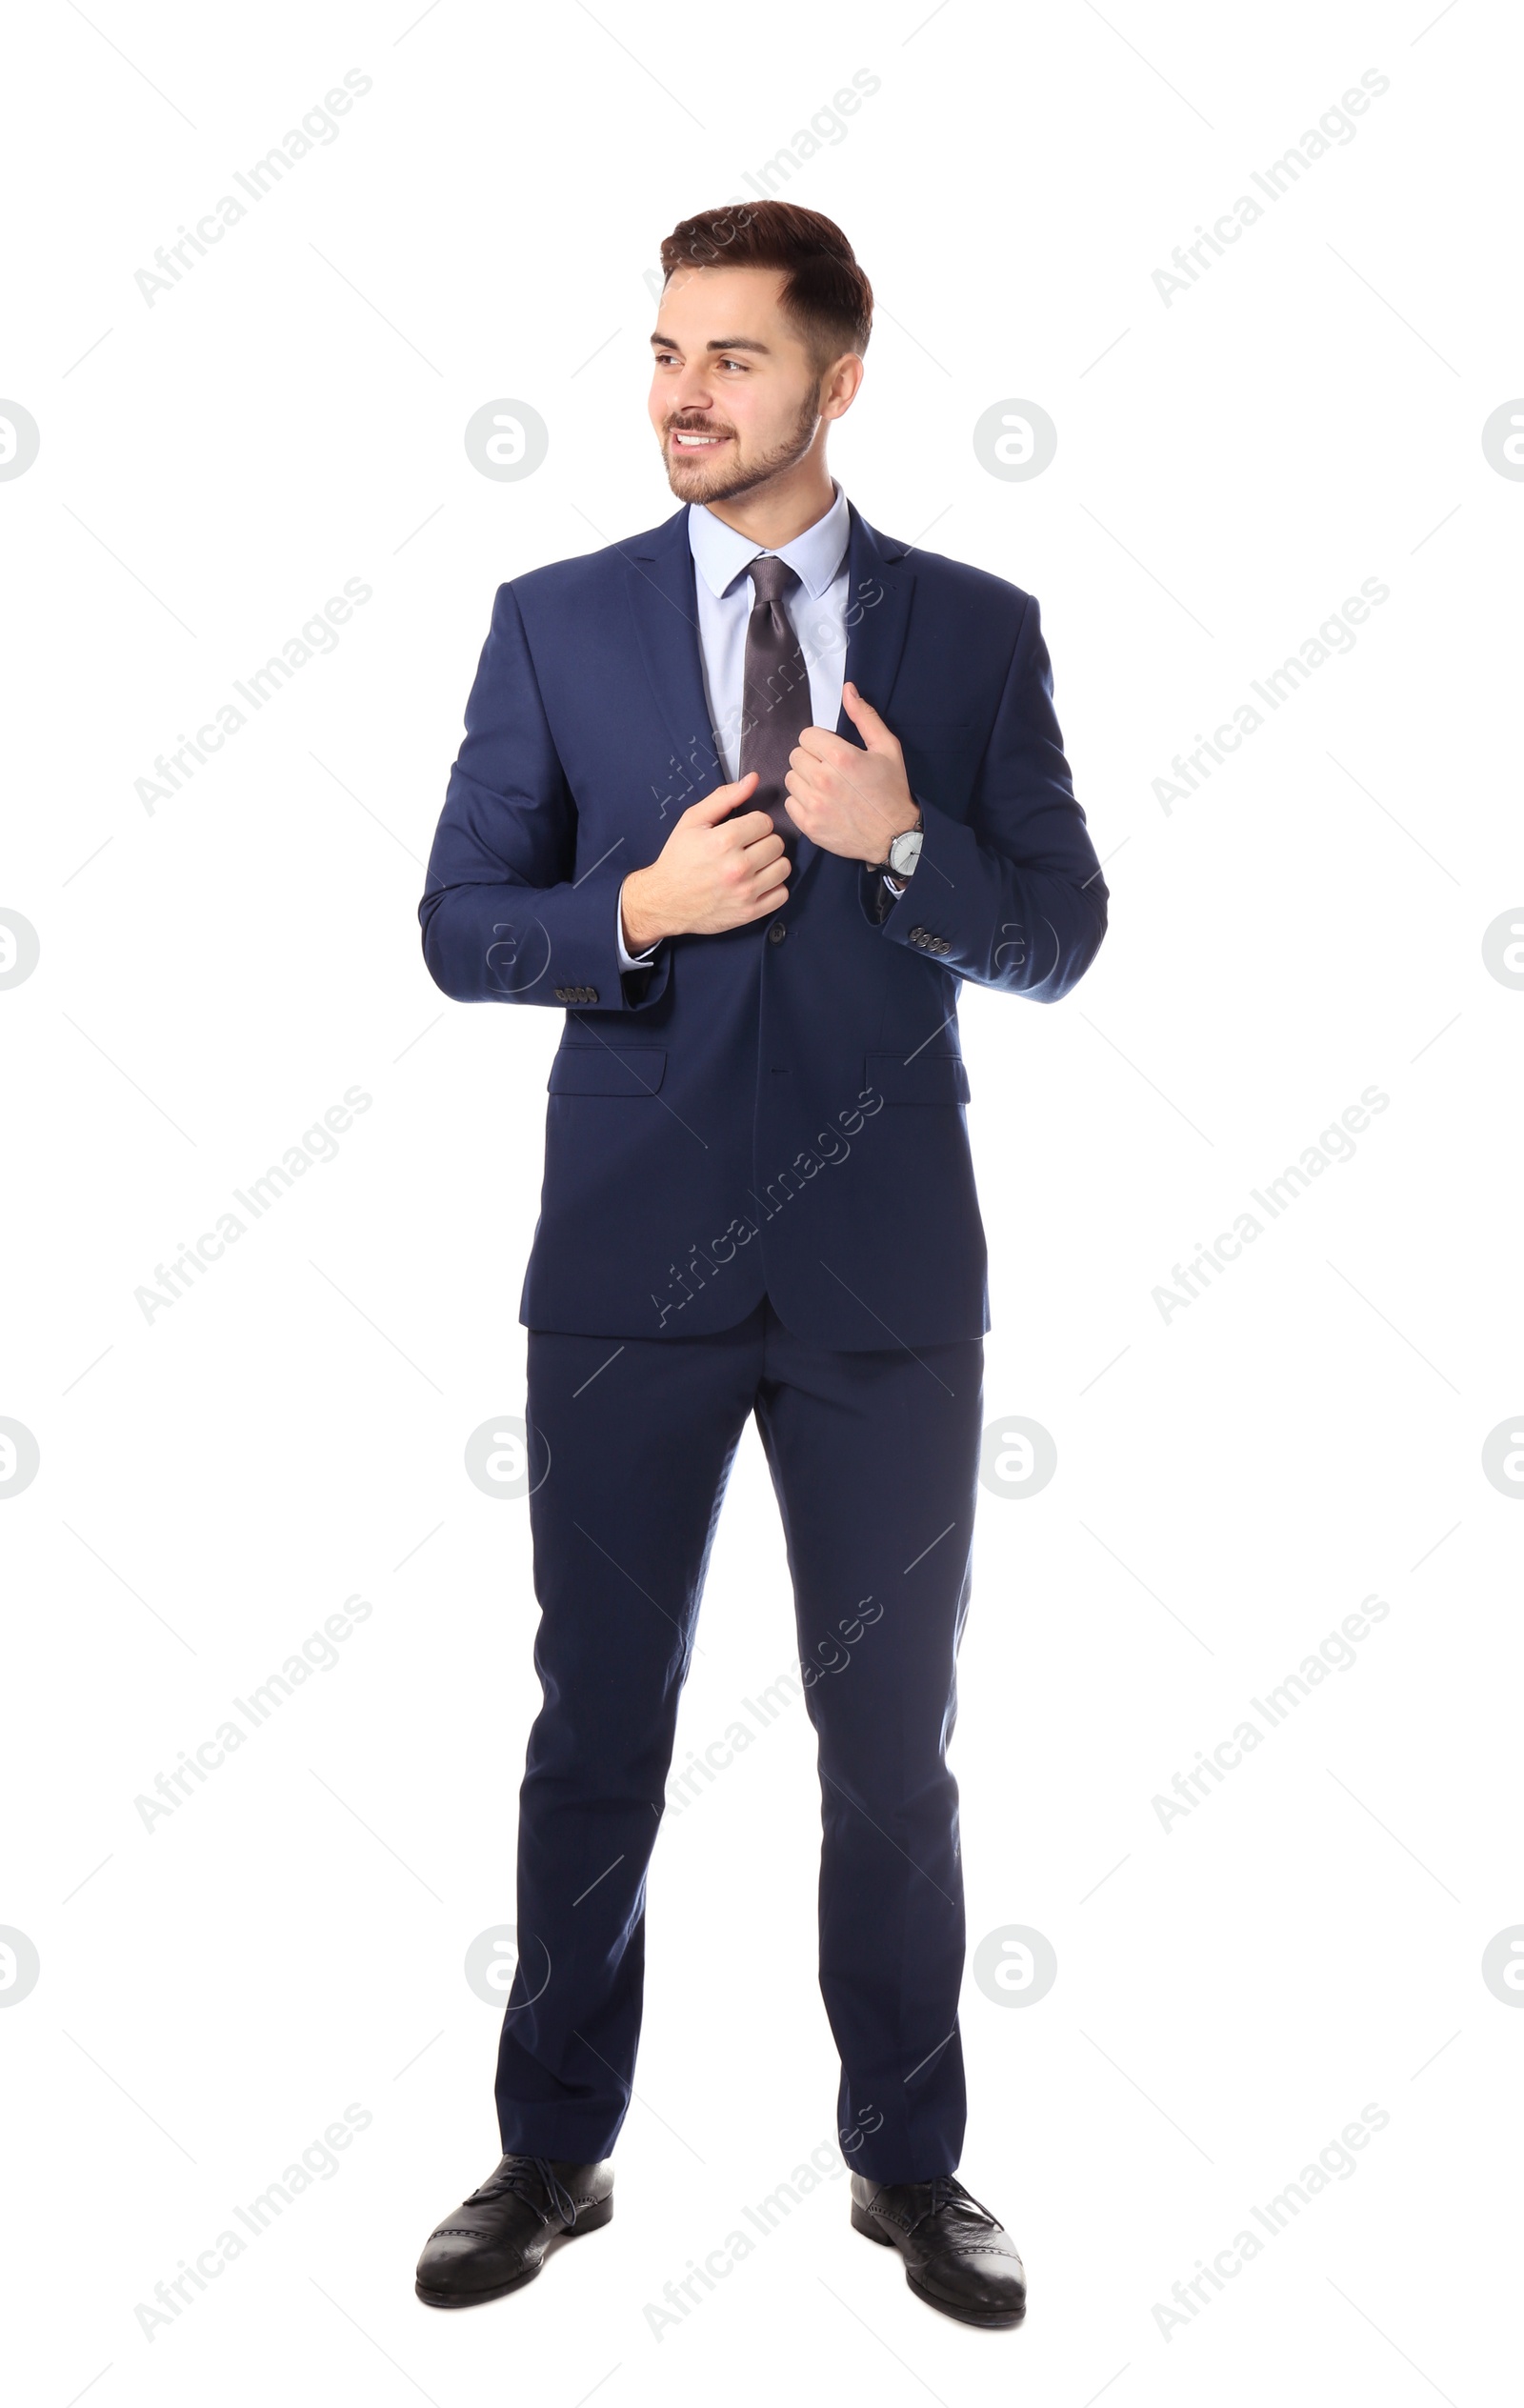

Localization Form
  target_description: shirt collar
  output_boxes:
[688,478,851,603]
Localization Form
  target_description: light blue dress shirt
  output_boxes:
[617,479,879,971]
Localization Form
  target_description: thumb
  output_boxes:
[841,681,897,752]
[688,770,758,824]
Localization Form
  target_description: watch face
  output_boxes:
[890,830,923,873]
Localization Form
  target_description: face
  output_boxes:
[648,264,860,505]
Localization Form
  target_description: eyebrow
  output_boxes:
[649,331,772,354]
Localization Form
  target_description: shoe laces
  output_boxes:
[468,2154,580,2228]
[912,2174,999,2237]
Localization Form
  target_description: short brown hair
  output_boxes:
[659,202,872,371]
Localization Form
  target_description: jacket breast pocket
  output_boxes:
[898,716,988,800]
[865,1052,971,1105]
[549,1046,667,1096]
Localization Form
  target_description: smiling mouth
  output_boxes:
[670,430,731,450]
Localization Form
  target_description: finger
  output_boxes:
[794,725,853,765]
[740,827,786,864]
[721,806,779,848]
[841,682,899,752]
[688,771,759,825]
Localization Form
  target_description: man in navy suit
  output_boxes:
[414,201,1107,2329]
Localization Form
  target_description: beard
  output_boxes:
[660,383,823,504]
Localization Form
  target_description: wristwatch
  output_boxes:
[877,810,923,882]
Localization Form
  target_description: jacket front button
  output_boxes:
[767,921,787,945]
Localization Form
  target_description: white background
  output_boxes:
[3,2,1520,2402]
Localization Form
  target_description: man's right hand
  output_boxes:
[619,773,789,952]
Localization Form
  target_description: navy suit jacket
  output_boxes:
[418,500,1108,1349]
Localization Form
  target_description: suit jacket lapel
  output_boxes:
[836,503,914,733]
[624,509,721,833]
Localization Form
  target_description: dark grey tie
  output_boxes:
[739,553,811,863]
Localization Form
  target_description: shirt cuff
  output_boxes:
[615,886,659,973]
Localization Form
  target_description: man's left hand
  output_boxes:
[784,682,919,864]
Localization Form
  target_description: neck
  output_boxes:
[701,454,837,551]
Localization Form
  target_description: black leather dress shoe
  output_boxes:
[851,2172,1026,2328]
[415,2154,613,2308]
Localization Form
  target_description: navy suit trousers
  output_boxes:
[495,1297,985,2182]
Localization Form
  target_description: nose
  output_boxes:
[671,366,717,418]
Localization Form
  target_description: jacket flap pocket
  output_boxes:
[549,1046,667,1096]
[866,1051,971,1105]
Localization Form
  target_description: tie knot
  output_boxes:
[747,552,798,606]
